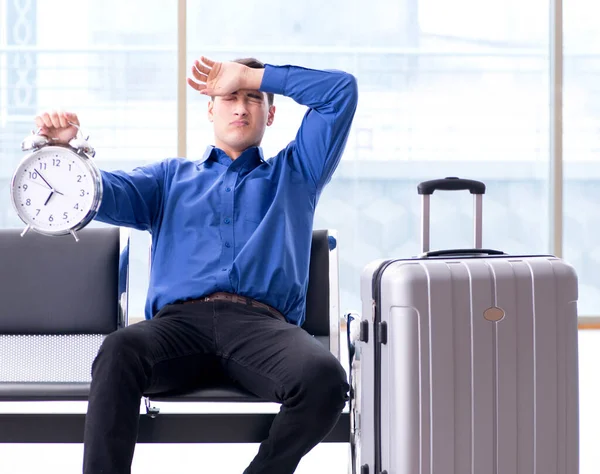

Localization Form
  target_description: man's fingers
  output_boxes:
[199,56,215,68]
[187,78,211,95]
[192,68,208,84]
[193,71,208,83]
[49,111,61,128]
[34,116,46,130]
[187,77,204,92]
[35,110,79,130]
[63,112,80,126]
[189,57,219,97]
[58,111,68,128]
[193,60,211,76]
[40,113,53,128]
[187,77,201,90]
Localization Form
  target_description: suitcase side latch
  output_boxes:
[359,320,369,343]
[377,321,388,345]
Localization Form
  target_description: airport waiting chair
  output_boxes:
[0,226,349,443]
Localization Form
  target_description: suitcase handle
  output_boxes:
[421,248,506,258]
[418,177,485,253]
[417,177,486,195]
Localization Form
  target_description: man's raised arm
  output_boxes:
[260,65,359,193]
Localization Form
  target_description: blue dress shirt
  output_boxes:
[95,64,358,326]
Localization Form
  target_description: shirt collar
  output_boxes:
[198,145,269,167]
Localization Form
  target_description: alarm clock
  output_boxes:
[10,123,103,242]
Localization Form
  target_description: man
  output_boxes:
[35,55,358,474]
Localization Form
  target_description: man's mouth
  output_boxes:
[230,120,249,126]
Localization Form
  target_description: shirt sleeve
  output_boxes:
[95,161,165,231]
[260,64,359,193]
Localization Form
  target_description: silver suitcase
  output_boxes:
[349,178,579,474]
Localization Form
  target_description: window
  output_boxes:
[0,0,177,319]
[564,0,600,316]
[1,0,599,472]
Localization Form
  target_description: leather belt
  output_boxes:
[181,292,285,321]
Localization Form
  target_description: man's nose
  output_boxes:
[233,102,248,116]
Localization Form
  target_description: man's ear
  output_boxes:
[207,100,214,122]
[267,105,276,126]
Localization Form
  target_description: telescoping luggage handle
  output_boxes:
[417,177,495,255]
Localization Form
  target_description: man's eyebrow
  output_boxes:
[226,91,263,100]
[246,91,264,100]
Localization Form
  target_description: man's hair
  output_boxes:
[233,57,274,106]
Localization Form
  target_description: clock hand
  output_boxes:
[27,179,64,196]
[28,179,52,191]
[34,170,64,195]
[35,170,54,190]
[43,190,54,206]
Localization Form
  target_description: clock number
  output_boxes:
[35,209,40,216]
[29,171,38,179]
[68,164,72,171]
[74,203,79,210]
[77,175,82,182]
[63,212,68,220]
[22,184,28,191]
[25,199,31,206]
[48,215,54,222]
[53,159,61,167]
[39,162,47,170]
[80,189,85,197]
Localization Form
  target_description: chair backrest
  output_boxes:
[0,226,122,385]
[303,229,339,359]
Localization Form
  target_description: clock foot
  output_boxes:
[20,225,31,237]
[70,229,80,242]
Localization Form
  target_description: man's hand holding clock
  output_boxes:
[10,110,103,241]
[34,110,81,145]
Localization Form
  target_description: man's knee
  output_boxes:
[300,354,349,412]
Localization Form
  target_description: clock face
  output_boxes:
[11,146,100,234]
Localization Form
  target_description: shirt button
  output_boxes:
[224,218,231,224]
[226,187,231,192]
[225,242,231,248]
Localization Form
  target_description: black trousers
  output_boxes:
[82,299,349,474]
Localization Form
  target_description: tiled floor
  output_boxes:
[1,330,599,473]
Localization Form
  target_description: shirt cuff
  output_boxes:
[259,64,289,96]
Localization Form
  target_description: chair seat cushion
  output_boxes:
[148,382,266,402]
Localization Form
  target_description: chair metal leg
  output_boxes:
[144,396,160,418]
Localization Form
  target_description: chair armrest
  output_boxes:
[327,230,341,361]
[0,382,90,401]
[118,227,131,328]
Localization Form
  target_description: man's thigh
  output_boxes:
[104,302,222,395]
[214,301,347,403]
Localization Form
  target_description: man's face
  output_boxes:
[208,90,275,155]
